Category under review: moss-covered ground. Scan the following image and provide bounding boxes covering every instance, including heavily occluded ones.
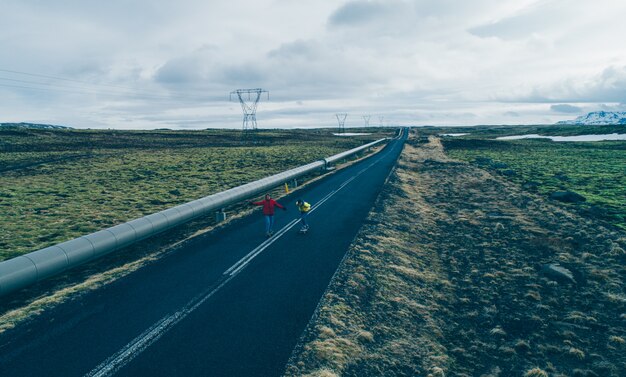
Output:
[286,133,626,377]
[0,127,389,260]
[0,127,391,333]
[441,135,626,230]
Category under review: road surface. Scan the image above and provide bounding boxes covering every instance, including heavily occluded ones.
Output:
[0,132,406,377]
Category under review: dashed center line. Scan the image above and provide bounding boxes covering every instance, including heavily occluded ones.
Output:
[85,141,398,377]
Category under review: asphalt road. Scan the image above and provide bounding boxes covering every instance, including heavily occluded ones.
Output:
[0,131,406,377]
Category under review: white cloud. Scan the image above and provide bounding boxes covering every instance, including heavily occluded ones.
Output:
[329,1,394,26]
[550,104,582,113]
[498,65,626,104]
[1,0,626,129]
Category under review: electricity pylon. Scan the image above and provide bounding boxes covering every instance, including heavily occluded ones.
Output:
[335,113,347,134]
[363,115,370,127]
[378,116,384,127]
[230,88,269,137]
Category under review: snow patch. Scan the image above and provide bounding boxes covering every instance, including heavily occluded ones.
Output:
[556,111,626,125]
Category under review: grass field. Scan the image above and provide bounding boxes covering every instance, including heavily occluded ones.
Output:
[0,127,391,261]
[441,128,626,230]
[286,134,626,377]
[419,123,626,138]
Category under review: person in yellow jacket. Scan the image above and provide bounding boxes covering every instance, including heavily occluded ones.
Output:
[295,199,311,231]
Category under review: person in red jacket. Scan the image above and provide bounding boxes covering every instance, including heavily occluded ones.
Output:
[250,193,286,237]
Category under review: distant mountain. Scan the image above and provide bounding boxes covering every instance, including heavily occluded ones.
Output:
[556,111,626,125]
[0,122,71,130]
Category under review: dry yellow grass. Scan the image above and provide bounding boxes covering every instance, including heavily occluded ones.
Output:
[285,132,626,376]
[524,368,549,377]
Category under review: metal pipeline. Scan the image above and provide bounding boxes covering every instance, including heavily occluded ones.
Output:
[0,138,387,296]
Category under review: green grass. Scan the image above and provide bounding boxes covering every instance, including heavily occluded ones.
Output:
[419,124,626,138]
[286,137,626,377]
[0,128,392,260]
[443,137,626,229]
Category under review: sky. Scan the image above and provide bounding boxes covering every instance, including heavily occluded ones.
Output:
[1,0,626,129]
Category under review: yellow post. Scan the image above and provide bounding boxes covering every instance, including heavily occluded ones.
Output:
[284,182,289,193]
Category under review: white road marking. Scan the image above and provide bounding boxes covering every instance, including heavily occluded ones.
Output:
[84,140,399,377]
[226,218,299,276]
[85,275,235,377]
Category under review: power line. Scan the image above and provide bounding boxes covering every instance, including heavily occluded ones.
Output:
[0,67,225,102]
[0,79,228,103]
[0,81,208,102]
[0,68,142,91]
[0,77,190,101]
[0,76,136,93]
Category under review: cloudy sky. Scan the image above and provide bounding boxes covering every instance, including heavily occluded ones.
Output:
[1,0,626,129]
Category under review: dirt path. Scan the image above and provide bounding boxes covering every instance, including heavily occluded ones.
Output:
[285,136,626,377]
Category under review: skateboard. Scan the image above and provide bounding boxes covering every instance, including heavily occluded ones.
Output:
[298,227,309,234]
